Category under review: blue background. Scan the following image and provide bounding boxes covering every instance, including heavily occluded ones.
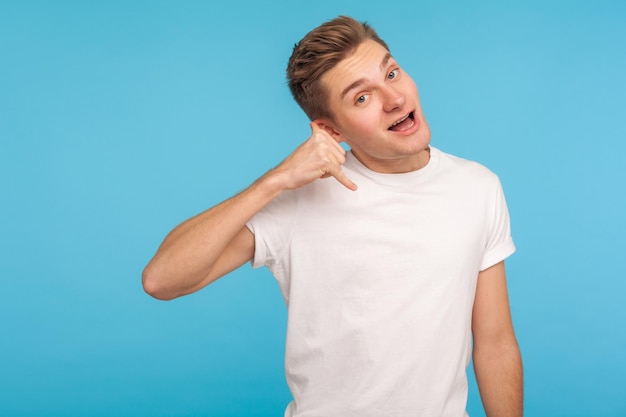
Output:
[1,1,625,416]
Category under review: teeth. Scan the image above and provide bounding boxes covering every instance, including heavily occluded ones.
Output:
[390,114,410,128]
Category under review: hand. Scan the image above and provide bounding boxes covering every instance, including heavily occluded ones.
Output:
[272,122,357,191]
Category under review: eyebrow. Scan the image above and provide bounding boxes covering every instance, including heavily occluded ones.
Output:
[340,52,393,100]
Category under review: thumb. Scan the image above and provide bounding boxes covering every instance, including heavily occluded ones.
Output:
[311,120,345,144]
[310,120,323,134]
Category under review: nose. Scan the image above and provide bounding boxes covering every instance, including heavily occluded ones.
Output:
[382,85,405,112]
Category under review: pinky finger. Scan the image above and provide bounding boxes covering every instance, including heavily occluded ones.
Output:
[333,169,358,191]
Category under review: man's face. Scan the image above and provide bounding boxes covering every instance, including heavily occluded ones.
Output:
[320,39,431,173]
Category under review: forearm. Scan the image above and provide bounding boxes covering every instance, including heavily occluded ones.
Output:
[143,123,355,300]
[473,338,523,417]
[142,170,286,299]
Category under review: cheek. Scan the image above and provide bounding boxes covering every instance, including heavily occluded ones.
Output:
[347,118,378,140]
[356,106,381,127]
[335,107,382,141]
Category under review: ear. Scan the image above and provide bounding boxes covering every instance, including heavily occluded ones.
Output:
[312,118,346,143]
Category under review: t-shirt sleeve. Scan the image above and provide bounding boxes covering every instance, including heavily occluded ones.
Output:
[246,189,299,270]
[480,177,516,271]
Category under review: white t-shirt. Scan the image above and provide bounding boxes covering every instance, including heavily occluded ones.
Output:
[247,147,515,417]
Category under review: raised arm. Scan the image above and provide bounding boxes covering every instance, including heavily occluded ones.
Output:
[142,122,356,300]
[472,260,523,417]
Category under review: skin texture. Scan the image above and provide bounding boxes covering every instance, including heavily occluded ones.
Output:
[318,40,431,174]
[473,262,524,416]
[142,35,523,417]
[140,122,350,300]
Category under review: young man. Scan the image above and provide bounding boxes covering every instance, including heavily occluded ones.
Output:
[143,16,523,417]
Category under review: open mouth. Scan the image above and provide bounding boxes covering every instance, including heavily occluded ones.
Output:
[388,112,415,132]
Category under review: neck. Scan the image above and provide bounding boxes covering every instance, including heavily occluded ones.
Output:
[350,146,431,174]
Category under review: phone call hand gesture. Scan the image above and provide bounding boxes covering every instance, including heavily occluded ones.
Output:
[272,122,358,192]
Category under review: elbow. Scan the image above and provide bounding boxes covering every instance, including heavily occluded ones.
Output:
[473,332,521,362]
[142,264,177,301]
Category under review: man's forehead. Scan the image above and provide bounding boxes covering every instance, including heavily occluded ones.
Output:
[330,42,394,99]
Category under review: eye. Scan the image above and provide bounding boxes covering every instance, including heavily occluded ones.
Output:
[388,69,399,80]
[356,95,368,104]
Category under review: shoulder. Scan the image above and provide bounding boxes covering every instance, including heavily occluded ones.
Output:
[434,147,501,187]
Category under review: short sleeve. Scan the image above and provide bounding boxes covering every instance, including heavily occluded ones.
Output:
[246,189,299,269]
[480,178,516,271]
